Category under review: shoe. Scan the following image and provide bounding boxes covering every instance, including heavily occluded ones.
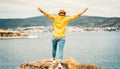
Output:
[53,58,55,60]
[52,58,56,64]
[53,60,56,64]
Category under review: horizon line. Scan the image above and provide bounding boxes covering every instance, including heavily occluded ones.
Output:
[0,15,120,19]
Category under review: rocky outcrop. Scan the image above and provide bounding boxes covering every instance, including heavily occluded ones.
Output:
[17,57,101,69]
[0,29,28,39]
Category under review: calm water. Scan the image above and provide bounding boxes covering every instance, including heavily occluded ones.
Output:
[0,32,120,69]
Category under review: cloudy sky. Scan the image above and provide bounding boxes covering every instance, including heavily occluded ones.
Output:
[0,0,120,18]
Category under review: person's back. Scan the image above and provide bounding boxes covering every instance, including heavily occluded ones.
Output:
[38,9,88,38]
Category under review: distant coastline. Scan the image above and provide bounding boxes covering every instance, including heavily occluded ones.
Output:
[0,26,119,39]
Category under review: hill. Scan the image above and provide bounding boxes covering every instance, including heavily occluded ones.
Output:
[0,16,120,29]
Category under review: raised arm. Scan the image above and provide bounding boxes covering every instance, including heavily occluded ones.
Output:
[78,8,88,16]
[68,8,88,21]
[37,8,46,15]
[37,7,55,19]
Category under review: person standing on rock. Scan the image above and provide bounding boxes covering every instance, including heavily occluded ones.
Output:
[37,7,88,67]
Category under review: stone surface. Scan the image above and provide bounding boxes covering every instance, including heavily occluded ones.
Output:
[18,57,101,69]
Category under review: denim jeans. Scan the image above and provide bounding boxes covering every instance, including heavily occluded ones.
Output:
[52,36,65,60]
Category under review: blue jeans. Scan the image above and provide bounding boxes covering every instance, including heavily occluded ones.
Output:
[52,36,65,60]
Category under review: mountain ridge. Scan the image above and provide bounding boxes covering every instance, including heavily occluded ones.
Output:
[0,16,120,29]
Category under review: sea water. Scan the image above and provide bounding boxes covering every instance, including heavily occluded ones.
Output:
[0,32,120,69]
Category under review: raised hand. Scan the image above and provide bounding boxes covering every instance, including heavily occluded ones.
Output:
[84,8,88,12]
[37,7,44,13]
[78,8,88,16]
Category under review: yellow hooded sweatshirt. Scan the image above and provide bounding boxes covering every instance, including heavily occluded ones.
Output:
[44,12,80,38]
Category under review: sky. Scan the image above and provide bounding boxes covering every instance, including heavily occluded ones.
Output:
[0,0,120,18]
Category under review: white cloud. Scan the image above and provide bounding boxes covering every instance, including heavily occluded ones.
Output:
[0,0,120,18]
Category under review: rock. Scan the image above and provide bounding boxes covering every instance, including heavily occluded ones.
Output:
[18,57,101,69]
[64,57,101,69]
